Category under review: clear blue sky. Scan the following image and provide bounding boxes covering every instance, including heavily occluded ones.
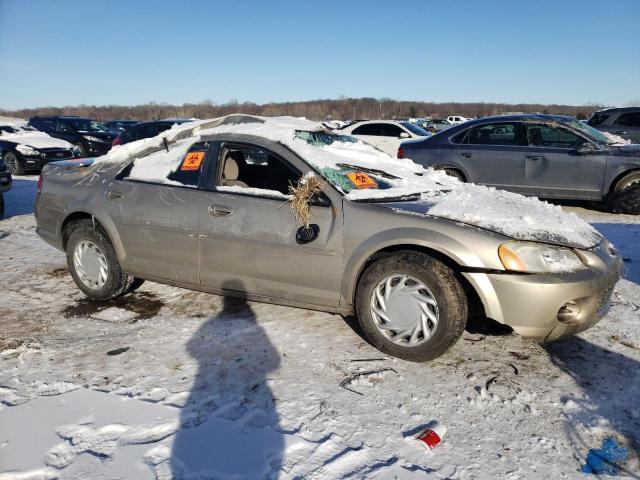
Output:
[1,0,639,109]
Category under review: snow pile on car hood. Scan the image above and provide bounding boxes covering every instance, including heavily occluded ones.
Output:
[0,130,73,149]
[94,114,602,249]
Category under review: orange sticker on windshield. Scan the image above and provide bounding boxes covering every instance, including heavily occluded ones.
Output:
[347,172,377,189]
[181,151,205,171]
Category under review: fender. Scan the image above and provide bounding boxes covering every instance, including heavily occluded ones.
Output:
[340,226,491,309]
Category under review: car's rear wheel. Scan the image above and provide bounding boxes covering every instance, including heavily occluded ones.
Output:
[608,172,640,214]
[436,167,465,182]
[355,251,467,361]
[4,152,24,175]
[65,220,136,300]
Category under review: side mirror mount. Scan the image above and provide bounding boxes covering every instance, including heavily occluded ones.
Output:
[399,132,410,139]
[309,191,331,207]
[576,143,595,155]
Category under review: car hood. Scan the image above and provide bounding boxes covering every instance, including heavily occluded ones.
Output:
[612,144,640,157]
[370,185,602,249]
[1,132,73,149]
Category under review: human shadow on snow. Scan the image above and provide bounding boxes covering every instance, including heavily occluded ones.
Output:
[170,280,284,479]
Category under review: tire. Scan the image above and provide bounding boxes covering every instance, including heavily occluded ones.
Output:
[614,171,640,192]
[436,167,465,182]
[608,185,640,215]
[74,142,87,158]
[355,251,467,362]
[4,152,24,175]
[65,219,135,300]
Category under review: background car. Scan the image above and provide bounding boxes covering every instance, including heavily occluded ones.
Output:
[104,120,139,132]
[426,118,453,133]
[338,120,430,156]
[112,119,192,146]
[0,122,77,175]
[446,115,471,125]
[587,107,640,144]
[400,114,640,214]
[27,116,116,157]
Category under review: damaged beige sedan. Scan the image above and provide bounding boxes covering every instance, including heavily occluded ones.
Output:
[34,115,622,361]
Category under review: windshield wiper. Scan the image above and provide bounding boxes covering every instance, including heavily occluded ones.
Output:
[336,163,400,179]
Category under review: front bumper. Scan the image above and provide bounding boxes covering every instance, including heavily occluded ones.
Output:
[463,242,623,341]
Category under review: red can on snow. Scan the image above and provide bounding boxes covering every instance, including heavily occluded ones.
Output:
[415,422,447,450]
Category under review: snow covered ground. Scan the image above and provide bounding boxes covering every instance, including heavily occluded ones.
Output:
[1,176,639,479]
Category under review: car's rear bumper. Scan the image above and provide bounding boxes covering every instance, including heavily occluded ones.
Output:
[463,242,623,341]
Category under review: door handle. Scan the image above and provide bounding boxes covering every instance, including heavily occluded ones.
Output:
[209,205,233,217]
[459,152,475,158]
[106,190,123,199]
[526,155,543,161]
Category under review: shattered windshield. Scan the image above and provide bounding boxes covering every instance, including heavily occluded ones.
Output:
[294,130,398,193]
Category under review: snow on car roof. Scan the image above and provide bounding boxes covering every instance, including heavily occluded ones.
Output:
[96,114,601,249]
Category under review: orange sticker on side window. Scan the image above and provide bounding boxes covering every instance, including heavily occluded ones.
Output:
[181,151,205,171]
[347,172,377,189]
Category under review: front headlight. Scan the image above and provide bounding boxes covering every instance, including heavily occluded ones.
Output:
[83,135,103,142]
[498,241,586,273]
[15,144,40,156]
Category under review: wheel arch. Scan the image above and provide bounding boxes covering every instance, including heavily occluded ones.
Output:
[433,164,467,181]
[59,210,126,263]
[346,242,486,319]
[608,167,640,194]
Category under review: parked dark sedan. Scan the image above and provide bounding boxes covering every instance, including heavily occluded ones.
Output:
[27,116,116,157]
[112,119,191,146]
[400,114,640,214]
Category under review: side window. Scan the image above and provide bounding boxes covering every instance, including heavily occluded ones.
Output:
[352,124,381,136]
[56,121,74,134]
[32,119,54,132]
[526,124,584,149]
[380,124,403,137]
[118,141,211,188]
[451,128,470,144]
[466,123,522,146]
[217,144,300,196]
[615,112,640,128]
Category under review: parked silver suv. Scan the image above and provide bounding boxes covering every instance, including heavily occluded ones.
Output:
[587,107,640,144]
[34,115,622,361]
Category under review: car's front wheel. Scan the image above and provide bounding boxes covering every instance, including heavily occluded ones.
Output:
[4,152,24,175]
[608,172,640,214]
[65,220,136,300]
[355,251,467,361]
[74,142,87,158]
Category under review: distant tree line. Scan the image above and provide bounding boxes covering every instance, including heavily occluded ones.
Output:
[1,97,605,123]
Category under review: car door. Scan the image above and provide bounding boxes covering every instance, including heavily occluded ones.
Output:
[378,123,407,156]
[452,121,527,192]
[52,120,78,144]
[196,139,344,308]
[100,142,209,284]
[522,123,606,199]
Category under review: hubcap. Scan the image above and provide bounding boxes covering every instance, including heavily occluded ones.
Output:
[73,240,108,289]
[370,274,439,347]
